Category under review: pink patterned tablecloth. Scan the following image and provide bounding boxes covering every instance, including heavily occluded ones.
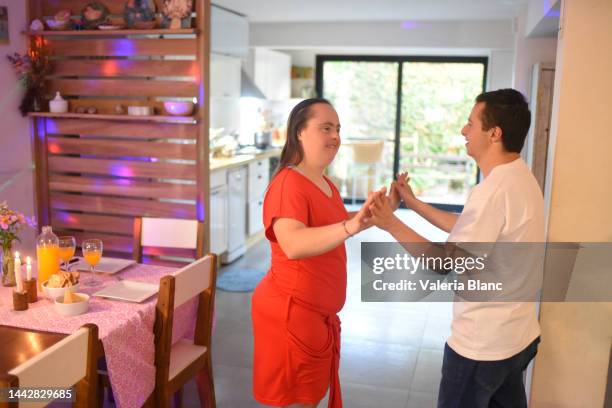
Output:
[0,263,198,408]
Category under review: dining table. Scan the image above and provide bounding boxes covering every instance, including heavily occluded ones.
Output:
[0,262,198,408]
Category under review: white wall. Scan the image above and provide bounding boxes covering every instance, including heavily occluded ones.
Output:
[251,20,515,50]
[525,0,561,37]
[513,5,558,100]
[254,20,516,95]
[0,2,36,252]
[487,50,514,91]
[530,0,612,406]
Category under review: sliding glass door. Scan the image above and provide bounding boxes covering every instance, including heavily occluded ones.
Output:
[318,59,398,199]
[317,56,486,209]
[400,61,485,206]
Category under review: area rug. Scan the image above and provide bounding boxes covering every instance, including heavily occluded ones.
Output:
[216,268,266,292]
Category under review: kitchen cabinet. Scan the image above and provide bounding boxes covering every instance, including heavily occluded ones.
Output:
[211,5,249,59]
[210,169,228,256]
[210,53,241,133]
[210,54,241,99]
[249,48,292,100]
[223,166,247,263]
[248,158,270,235]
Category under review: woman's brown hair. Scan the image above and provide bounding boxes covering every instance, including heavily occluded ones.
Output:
[273,98,333,178]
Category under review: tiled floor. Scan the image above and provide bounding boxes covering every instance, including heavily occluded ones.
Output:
[183,208,452,408]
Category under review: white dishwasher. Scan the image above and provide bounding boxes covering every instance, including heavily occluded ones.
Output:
[222,166,247,263]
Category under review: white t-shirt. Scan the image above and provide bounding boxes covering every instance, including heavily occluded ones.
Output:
[446,157,544,361]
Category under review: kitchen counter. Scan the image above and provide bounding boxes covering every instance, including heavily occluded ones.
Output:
[210,148,281,172]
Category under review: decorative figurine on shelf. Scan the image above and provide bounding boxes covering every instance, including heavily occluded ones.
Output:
[49,91,68,113]
[161,0,193,29]
[0,202,35,287]
[124,0,157,29]
[30,19,44,32]
[46,9,73,31]
[115,104,126,114]
[6,36,53,116]
[81,2,110,30]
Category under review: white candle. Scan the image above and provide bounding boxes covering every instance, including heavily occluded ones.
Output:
[14,251,22,293]
[26,256,32,281]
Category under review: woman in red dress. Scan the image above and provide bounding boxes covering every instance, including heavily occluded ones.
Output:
[252,98,382,408]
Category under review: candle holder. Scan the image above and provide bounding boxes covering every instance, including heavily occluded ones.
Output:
[13,290,28,311]
[25,279,38,303]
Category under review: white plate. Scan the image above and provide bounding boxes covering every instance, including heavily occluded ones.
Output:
[73,257,136,274]
[93,280,159,303]
[98,24,124,30]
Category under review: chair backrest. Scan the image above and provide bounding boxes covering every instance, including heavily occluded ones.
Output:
[351,140,385,164]
[154,254,217,386]
[172,254,214,309]
[2,324,98,408]
[133,217,204,263]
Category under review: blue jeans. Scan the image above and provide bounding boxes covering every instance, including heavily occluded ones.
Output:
[437,337,540,408]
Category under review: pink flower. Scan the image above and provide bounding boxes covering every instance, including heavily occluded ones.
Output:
[0,223,8,230]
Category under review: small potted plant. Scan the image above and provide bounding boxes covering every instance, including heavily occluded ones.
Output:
[6,36,53,116]
[0,202,36,286]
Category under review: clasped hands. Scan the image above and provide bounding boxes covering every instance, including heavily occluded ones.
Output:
[347,172,419,234]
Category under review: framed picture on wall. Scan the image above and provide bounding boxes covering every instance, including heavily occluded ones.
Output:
[0,6,8,45]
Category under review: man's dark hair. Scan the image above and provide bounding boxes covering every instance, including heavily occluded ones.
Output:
[475,89,531,153]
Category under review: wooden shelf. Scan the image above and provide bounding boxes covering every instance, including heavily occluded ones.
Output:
[28,112,197,124]
[24,29,199,36]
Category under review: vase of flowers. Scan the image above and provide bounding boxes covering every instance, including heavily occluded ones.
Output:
[1,202,35,286]
[6,36,53,116]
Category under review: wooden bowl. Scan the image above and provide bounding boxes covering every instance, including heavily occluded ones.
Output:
[46,20,72,30]
[133,20,157,30]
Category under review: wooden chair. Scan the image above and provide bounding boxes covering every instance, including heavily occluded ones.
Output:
[133,217,205,263]
[349,139,385,204]
[154,253,217,408]
[0,324,99,408]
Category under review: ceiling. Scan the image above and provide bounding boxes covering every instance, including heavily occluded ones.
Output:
[212,0,529,23]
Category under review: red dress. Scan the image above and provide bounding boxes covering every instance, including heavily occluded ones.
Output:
[252,167,348,407]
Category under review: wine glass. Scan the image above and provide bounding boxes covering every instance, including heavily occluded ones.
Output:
[82,239,103,287]
[58,236,76,272]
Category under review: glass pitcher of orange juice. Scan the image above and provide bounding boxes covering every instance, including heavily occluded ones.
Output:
[36,226,59,288]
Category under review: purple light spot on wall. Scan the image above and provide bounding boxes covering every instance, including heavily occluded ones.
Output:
[197,201,205,221]
[109,164,134,178]
[45,119,59,134]
[55,211,76,223]
[112,40,135,56]
[401,21,422,30]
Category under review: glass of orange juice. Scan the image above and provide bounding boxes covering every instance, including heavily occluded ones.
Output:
[82,239,103,287]
[58,236,76,271]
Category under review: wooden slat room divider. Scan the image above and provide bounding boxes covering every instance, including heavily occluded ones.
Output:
[27,0,211,261]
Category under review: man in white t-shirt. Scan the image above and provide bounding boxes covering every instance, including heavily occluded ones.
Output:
[369,89,543,407]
